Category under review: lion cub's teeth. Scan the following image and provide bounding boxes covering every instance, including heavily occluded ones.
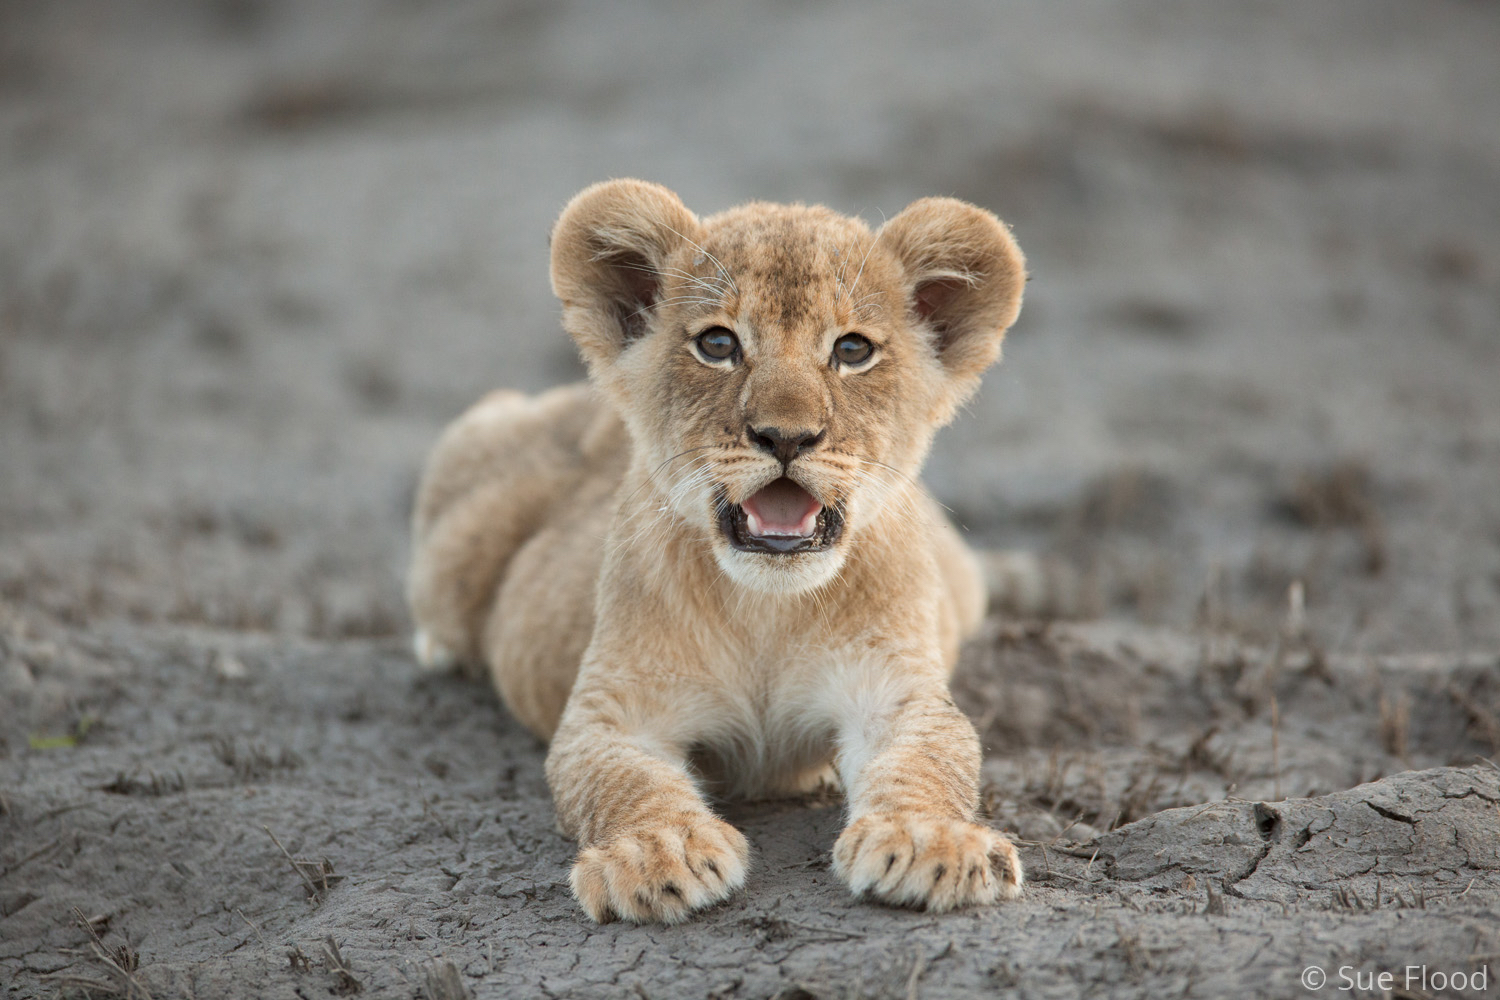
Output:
[746,509,766,536]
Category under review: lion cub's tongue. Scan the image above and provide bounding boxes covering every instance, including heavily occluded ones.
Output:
[742,478,822,538]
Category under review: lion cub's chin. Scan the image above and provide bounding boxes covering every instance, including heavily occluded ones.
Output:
[712,543,849,595]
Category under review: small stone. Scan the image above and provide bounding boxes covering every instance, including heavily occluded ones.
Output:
[0,658,35,695]
[23,951,73,974]
[214,650,249,680]
[1062,822,1100,844]
[19,640,58,670]
[1015,812,1064,842]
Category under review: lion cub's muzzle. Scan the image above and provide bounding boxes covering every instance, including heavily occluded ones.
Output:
[717,477,845,555]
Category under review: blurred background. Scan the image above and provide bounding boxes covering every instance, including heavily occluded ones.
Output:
[2,0,1498,654]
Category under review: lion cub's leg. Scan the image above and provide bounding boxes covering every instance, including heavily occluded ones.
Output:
[830,681,1022,911]
[931,510,988,667]
[408,390,529,669]
[545,686,750,924]
[408,384,599,670]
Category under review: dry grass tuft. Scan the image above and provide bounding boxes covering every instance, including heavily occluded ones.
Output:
[1379,692,1411,760]
[1277,461,1386,575]
[263,826,345,901]
[46,908,154,1000]
[215,739,303,781]
[321,937,363,996]
[422,959,473,1000]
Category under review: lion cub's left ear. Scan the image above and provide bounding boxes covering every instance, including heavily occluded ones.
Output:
[880,197,1026,405]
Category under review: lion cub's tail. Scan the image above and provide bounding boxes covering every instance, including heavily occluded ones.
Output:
[977,550,1096,620]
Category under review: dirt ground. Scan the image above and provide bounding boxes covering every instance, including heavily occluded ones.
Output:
[2,2,1499,998]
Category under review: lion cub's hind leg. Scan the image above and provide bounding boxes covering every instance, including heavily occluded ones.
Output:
[407,385,598,672]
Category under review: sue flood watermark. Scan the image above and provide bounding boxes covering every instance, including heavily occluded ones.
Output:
[1301,964,1489,994]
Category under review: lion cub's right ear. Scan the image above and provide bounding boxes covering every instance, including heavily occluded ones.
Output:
[551,179,702,370]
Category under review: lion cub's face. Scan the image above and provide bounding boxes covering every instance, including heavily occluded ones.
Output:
[552,182,1025,594]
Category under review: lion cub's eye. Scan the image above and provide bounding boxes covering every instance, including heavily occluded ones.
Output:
[694,327,741,364]
[832,333,875,368]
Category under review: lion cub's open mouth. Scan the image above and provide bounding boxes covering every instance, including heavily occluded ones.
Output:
[718,477,845,554]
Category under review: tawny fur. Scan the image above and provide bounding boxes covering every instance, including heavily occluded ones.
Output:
[408,179,1027,923]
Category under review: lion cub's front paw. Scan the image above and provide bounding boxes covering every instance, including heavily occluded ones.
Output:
[569,815,749,923]
[833,812,1023,911]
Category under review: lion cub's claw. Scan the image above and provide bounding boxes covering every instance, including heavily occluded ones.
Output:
[832,813,1022,911]
[569,816,750,923]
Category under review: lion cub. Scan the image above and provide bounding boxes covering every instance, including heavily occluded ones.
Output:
[408,180,1027,922]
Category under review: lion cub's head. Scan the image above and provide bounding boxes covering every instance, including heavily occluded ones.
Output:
[551,180,1025,594]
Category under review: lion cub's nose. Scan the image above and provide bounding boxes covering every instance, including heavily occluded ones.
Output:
[748,424,826,466]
